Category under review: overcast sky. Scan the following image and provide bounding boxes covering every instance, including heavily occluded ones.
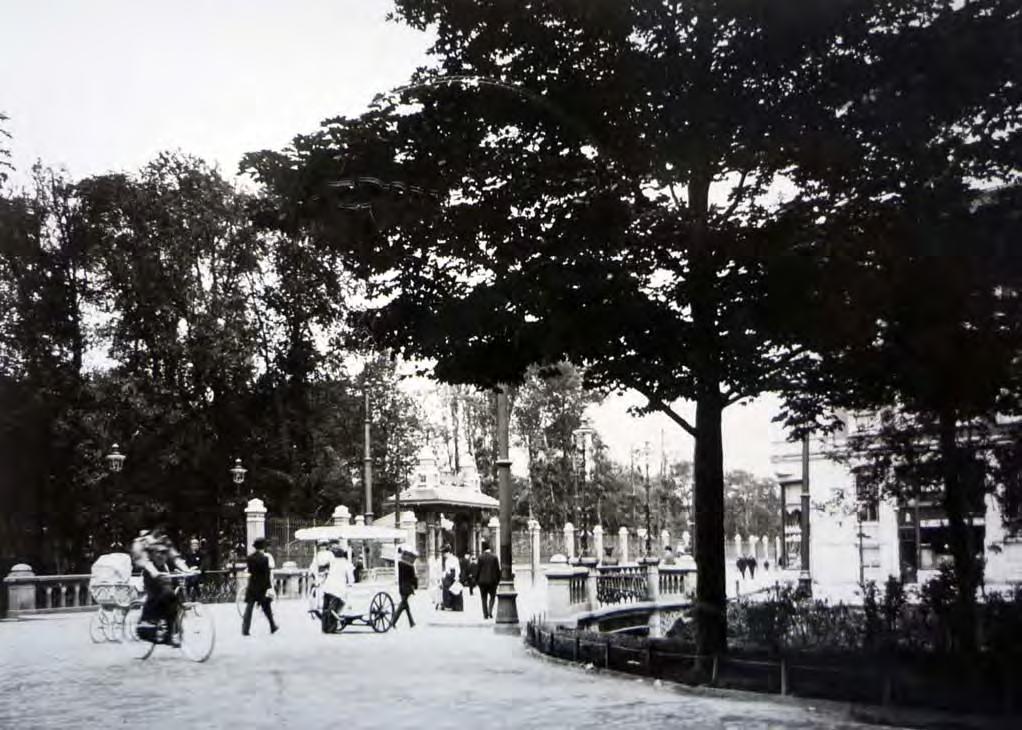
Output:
[1,0,786,477]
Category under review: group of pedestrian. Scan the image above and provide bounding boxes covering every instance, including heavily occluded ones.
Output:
[736,555,759,579]
[434,542,501,619]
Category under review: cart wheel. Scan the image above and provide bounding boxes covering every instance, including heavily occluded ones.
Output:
[368,592,394,633]
[125,609,157,661]
[180,603,216,662]
[89,610,107,644]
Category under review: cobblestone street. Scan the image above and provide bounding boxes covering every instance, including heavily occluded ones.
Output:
[0,597,907,730]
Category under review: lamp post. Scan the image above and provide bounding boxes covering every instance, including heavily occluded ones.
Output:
[572,423,596,558]
[104,444,126,548]
[364,387,374,525]
[643,441,653,558]
[494,384,519,627]
[230,458,247,561]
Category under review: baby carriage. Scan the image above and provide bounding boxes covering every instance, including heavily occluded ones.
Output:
[88,553,143,643]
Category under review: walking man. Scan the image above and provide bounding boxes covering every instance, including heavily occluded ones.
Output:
[393,545,418,629]
[242,538,279,636]
[474,541,500,620]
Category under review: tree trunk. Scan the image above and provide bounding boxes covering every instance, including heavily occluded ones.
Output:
[694,393,727,655]
[938,410,980,655]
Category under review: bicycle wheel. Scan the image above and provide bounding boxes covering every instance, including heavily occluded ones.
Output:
[124,606,156,659]
[179,603,215,662]
[88,610,107,644]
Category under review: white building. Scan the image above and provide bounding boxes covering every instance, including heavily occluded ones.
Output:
[770,415,1022,602]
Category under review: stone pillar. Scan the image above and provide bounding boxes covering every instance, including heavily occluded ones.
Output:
[682,530,691,553]
[636,528,648,557]
[646,561,662,638]
[661,528,671,549]
[400,510,417,551]
[563,522,575,561]
[4,564,37,615]
[585,564,598,611]
[751,535,762,561]
[332,505,351,526]
[426,517,437,560]
[775,535,782,565]
[593,525,604,566]
[733,533,743,560]
[618,527,629,564]
[488,515,501,557]
[245,498,267,551]
[528,519,541,586]
[472,522,480,554]
[354,514,365,527]
[544,565,577,624]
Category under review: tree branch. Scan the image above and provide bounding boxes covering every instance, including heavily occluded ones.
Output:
[722,345,810,407]
[633,385,697,438]
[718,168,750,223]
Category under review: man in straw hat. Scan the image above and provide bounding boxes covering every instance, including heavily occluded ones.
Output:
[392,544,419,628]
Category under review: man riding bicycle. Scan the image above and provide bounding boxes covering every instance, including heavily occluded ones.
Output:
[132,530,195,644]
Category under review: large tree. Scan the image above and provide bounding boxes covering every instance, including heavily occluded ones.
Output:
[245,1,1016,652]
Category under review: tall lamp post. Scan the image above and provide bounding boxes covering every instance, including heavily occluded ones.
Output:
[494,384,519,628]
[105,444,126,549]
[572,423,596,558]
[230,458,247,561]
[642,441,653,559]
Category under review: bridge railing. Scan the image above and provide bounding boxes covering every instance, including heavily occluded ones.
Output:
[596,565,649,606]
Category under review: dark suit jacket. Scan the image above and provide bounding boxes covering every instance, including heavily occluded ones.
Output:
[245,551,272,601]
[398,560,418,597]
[475,551,500,587]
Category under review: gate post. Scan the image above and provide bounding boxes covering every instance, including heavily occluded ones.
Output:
[618,526,629,564]
[528,518,541,586]
[332,505,351,526]
[563,522,575,561]
[245,498,267,550]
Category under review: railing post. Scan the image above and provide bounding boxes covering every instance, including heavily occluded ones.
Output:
[646,560,662,638]
[563,522,575,561]
[617,526,629,564]
[528,518,541,586]
[4,565,37,616]
[585,564,598,611]
[593,525,604,566]
[544,563,577,624]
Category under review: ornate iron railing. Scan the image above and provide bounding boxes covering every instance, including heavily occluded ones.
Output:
[597,566,649,606]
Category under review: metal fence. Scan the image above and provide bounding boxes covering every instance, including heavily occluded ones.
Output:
[266,516,318,567]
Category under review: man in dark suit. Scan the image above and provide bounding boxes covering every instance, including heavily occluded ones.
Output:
[392,546,418,629]
[242,537,279,636]
[474,541,500,620]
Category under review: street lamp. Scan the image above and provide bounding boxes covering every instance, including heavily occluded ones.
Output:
[104,444,126,548]
[105,444,125,473]
[230,458,247,493]
[572,423,596,558]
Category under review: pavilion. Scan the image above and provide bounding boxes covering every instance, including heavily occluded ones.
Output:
[381,444,498,562]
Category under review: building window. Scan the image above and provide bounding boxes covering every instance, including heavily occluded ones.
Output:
[855,470,879,523]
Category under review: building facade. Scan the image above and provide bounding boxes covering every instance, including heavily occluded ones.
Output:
[771,416,1022,602]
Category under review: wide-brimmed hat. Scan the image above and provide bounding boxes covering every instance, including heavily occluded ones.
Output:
[398,544,418,557]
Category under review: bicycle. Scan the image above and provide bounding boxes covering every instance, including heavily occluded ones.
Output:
[132,574,216,662]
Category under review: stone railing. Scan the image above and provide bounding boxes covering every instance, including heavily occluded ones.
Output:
[3,563,313,618]
[542,559,698,636]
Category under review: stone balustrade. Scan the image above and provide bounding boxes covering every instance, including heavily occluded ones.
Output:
[4,563,313,618]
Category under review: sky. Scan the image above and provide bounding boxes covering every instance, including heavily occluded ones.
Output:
[0,0,786,478]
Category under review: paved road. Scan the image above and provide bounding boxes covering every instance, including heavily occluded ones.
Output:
[0,598,901,730]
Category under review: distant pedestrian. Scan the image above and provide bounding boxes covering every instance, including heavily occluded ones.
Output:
[460,553,476,597]
[183,537,205,600]
[748,556,758,579]
[440,545,463,611]
[602,547,618,566]
[393,546,418,629]
[242,538,279,637]
[475,541,500,620]
[321,546,354,633]
[737,557,748,579]
[662,546,677,565]
[764,560,770,572]
[467,553,479,595]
